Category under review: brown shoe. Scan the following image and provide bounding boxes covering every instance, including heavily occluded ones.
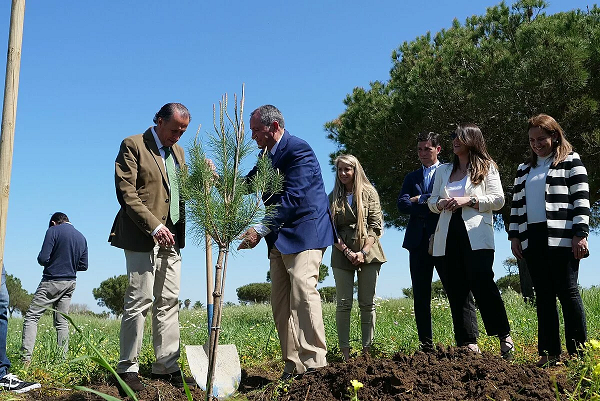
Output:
[151,372,196,388]
[117,372,144,392]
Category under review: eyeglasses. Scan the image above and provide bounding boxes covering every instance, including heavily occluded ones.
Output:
[450,132,458,140]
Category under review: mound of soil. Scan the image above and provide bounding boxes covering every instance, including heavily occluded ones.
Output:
[18,346,570,400]
[245,346,571,401]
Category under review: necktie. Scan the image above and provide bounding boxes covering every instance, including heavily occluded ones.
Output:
[162,146,179,224]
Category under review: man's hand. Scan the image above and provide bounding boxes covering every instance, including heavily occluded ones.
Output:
[206,158,218,178]
[154,226,175,247]
[238,227,261,250]
[410,195,420,203]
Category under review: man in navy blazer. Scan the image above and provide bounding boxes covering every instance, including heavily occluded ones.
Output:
[239,105,334,379]
[398,132,478,349]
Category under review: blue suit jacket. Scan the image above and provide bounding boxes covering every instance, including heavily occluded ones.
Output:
[249,130,335,255]
[397,167,440,251]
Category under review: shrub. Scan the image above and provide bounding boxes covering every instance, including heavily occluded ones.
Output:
[496,274,521,294]
[319,286,336,303]
[236,283,271,304]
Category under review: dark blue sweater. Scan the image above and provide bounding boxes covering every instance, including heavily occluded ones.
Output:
[37,223,88,281]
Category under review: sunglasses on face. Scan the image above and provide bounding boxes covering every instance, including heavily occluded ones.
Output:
[450,132,458,140]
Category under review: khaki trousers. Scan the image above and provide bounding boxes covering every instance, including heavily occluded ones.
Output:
[117,243,182,374]
[269,247,327,374]
[332,264,380,349]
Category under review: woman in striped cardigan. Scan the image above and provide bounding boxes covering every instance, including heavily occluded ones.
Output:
[509,114,589,367]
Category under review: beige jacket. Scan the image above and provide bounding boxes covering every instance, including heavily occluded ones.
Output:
[427,163,504,256]
[109,128,186,252]
[329,187,386,270]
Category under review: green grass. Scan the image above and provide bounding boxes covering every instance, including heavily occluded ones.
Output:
[3,287,600,399]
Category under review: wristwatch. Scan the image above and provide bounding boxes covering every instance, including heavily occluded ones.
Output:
[469,196,477,207]
[360,249,368,258]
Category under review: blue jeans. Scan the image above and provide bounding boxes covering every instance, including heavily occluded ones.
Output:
[0,269,11,378]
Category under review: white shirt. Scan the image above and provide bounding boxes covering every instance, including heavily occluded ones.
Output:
[445,175,468,198]
[526,154,552,224]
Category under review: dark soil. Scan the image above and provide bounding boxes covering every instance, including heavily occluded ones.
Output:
[17,346,571,400]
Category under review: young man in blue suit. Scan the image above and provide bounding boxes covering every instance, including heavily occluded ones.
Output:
[238,105,334,380]
[398,132,478,351]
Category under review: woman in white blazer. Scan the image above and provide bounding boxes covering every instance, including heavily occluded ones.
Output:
[428,124,514,359]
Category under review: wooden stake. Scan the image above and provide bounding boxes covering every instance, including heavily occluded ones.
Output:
[0,0,26,285]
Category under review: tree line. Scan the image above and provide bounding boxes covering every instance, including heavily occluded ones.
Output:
[325,0,600,230]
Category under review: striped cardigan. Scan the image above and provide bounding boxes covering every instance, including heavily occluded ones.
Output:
[508,151,590,250]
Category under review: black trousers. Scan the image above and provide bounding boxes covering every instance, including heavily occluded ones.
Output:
[524,223,587,356]
[410,232,478,346]
[442,211,510,344]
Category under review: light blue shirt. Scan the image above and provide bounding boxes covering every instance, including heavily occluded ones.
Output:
[419,161,440,204]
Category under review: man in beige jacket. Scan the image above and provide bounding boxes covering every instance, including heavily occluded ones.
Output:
[109,103,192,391]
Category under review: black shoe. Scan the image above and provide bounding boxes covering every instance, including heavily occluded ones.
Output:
[117,372,145,392]
[279,371,296,381]
[419,343,435,353]
[151,372,196,388]
[0,374,40,393]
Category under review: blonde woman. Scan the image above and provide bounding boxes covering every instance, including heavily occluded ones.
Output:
[330,154,386,361]
[428,124,514,359]
[509,114,589,367]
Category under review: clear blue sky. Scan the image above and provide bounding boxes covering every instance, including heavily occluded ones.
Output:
[0,1,597,314]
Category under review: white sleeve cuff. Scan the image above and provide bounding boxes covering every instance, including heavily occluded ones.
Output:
[151,223,164,236]
[253,224,271,237]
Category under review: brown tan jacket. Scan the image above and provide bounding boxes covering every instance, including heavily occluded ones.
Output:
[329,187,386,270]
[109,128,186,252]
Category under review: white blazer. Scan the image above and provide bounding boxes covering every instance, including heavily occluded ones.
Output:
[427,163,504,256]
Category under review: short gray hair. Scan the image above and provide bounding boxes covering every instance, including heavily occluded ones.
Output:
[250,105,285,128]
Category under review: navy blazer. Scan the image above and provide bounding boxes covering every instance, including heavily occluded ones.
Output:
[248,130,335,255]
[397,166,440,251]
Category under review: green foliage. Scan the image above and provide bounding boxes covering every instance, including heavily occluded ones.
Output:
[496,274,522,294]
[236,283,271,304]
[318,286,337,303]
[326,1,600,229]
[503,256,519,275]
[5,273,32,317]
[92,275,128,316]
[193,300,204,309]
[179,92,283,250]
[184,299,191,309]
[402,279,447,299]
[7,287,600,395]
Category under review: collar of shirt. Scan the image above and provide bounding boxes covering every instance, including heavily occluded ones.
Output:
[422,161,440,175]
[151,127,167,159]
[270,135,282,156]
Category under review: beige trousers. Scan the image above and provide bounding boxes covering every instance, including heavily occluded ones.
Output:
[117,243,182,375]
[269,247,327,374]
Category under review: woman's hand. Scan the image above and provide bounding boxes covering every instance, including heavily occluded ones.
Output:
[510,238,523,260]
[442,197,470,212]
[572,236,589,260]
[353,251,365,266]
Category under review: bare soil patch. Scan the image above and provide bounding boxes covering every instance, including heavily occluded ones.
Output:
[16,346,570,400]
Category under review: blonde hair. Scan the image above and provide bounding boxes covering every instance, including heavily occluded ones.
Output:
[452,124,497,185]
[332,154,376,243]
[527,114,573,167]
